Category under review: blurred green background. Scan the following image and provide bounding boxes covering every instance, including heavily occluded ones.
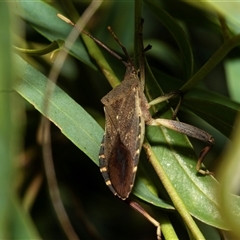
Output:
[2,0,240,239]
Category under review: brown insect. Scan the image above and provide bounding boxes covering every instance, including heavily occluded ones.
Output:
[97,27,214,200]
[58,14,215,240]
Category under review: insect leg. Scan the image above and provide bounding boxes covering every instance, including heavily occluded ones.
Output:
[148,90,183,119]
[146,118,215,175]
[127,200,161,240]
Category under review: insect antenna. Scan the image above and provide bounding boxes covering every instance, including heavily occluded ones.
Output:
[57,14,128,67]
[107,26,133,64]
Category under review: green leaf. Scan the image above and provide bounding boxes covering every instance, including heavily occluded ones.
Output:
[12,0,96,69]
[11,198,40,238]
[203,1,240,30]
[0,2,39,238]
[150,68,240,137]
[143,0,194,79]
[225,59,240,103]
[145,122,227,228]
[217,115,240,238]
[183,98,238,137]
[14,54,102,164]
[195,218,222,240]
[133,164,174,209]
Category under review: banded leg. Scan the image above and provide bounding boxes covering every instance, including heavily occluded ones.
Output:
[146,118,215,174]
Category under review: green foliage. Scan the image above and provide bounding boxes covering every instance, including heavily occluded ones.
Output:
[3,0,240,239]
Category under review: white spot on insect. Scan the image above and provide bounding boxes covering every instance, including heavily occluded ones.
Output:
[116,115,119,120]
[99,154,105,159]
[135,149,140,155]
[106,180,111,186]
[133,166,137,173]
[100,167,107,172]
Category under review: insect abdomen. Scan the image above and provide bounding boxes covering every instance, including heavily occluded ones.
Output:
[99,134,136,200]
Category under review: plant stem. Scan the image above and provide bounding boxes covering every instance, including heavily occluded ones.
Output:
[134,0,142,69]
[143,141,206,240]
[62,0,121,88]
[180,34,240,94]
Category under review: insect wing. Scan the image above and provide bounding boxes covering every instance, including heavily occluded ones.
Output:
[99,80,144,199]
